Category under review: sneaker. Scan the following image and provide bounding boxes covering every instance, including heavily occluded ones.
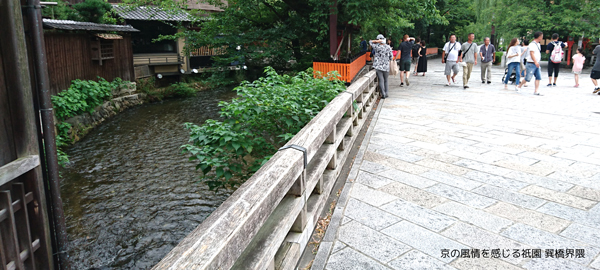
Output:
[553,83,557,87]
[534,92,543,96]
[593,88,600,94]
[446,82,451,86]
[515,86,519,91]
[487,81,491,84]
[464,86,469,89]
[405,77,410,86]
[546,84,552,87]
[400,83,404,87]
[482,80,486,84]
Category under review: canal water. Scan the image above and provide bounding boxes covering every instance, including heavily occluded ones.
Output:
[60,87,238,269]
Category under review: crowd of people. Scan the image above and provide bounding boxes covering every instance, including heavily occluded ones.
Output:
[368,32,600,99]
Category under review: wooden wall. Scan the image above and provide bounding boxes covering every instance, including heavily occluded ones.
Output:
[44,32,134,95]
[0,46,17,166]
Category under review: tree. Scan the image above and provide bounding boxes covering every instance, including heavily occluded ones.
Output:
[42,0,117,24]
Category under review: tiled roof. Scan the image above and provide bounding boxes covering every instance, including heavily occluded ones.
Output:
[181,0,226,11]
[112,5,196,22]
[42,19,140,32]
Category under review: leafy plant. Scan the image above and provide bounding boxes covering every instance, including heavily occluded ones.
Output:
[52,77,124,120]
[55,122,72,166]
[495,51,504,65]
[182,67,345,190]
[168,82,197,97]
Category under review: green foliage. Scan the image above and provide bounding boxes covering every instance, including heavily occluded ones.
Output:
[55,122,72,166]
[42,0,117,24]
[495,51,503,64]
[51,77,124,121]
[168,82,197,97]
[182,67,345,190]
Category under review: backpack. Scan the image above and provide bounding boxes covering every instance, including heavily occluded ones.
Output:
[550,41,564,63]
[412,44,420,57]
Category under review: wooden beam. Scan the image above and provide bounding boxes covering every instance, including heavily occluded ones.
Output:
[0,155,39,186]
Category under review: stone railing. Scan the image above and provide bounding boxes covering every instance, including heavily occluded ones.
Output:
[153,70,379,269]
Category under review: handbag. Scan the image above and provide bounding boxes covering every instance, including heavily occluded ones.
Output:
[390,60,399,76]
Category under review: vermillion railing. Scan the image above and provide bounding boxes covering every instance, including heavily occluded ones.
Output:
[313,53,367,83]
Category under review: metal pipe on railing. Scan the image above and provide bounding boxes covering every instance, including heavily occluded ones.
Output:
[25,0,70,268]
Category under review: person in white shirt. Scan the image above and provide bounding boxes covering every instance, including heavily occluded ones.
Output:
[504,38,523,90]
[517,31,543,95]
[519,40,529,87]
[442,34,461,86]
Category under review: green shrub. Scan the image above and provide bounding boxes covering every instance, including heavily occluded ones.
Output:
[52,77,124,120]
[55,122,72,166]
[182,67,345,190]
[495,51,504,65]
[168,82,197,97]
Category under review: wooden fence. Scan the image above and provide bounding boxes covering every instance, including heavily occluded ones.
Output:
[313,53,367,83]
[44,32,135,95]
[0,1,53,267]
[153,70,379,269]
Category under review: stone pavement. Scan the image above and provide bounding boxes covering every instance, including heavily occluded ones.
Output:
[310,60,600,270]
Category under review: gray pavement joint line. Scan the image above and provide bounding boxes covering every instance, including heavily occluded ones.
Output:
[310,98,385,270]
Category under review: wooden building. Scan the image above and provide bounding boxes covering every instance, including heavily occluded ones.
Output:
[42,19,139,95]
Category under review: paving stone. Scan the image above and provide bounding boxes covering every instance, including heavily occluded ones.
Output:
[388,250,457,270]
[363,151,391,163]
[479,150,538,165]
[380,182,448,208]
[441,222,528,265]
[520,185,597,210]
[547,171,600,190]
[560,223,600,247]
[411,149,463,163]
[416,159,471,176]
[331,240,346,254]
[451,258,524,270]
[356,171,395,189]
[454,159,513,177]
[518,151,576,167]
[382,221,468,263]
[500,223,599,265]
[493,160,555,177]
[341,216,352,225]
[537,202,600,229]
[337,221,410,263]
[344,198,402,231]
[471,143,526,155]
[420,170,483,191]
[360,160,391,174]
[405,133,449,145]
[350,183,399,207]
[472,185,547,210]
[370,133,416,145]
[381,200,456,232]
[567,186,600,202]
[521,258,591,270]
[591,256,600,270]
[505,171,574,192]
[408,140,452,152]
[434,201,512,233]
[485,202,571,233]
[376,147,425,163]
[378,168,437,188]
[426,184,496,209]
[464,171,529,191]
[379,158,430,175]
[326,247,391,270]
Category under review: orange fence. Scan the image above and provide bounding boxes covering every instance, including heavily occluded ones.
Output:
[426,47,439,55]
[313,53,367,83]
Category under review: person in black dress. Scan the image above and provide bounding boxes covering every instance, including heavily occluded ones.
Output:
[417,40,428,76]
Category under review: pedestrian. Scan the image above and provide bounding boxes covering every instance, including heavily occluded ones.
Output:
[412,38,422,75]
[370,34,393,99]
[459,33,479,89]
[479,37,495,84]
[398,34,415,86]
[360,37,368,53]
[442,34,461,86]
[545,33,568,87]
[504,38,522,90]
[592,45,600,94]
[517,31,543,95]
[417,40,428,76]
[520,40,529,87]
[572,47,585,88]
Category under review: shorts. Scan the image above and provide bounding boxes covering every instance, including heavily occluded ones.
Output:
[412,56,420,64]
[525,63,542,82]
[573,70,582,75]
[444,61,459,76]
[399,60,411,71]
[592,70,600,80]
